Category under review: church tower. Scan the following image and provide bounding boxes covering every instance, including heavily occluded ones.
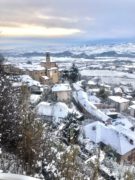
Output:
[46,52,50,63]
[46,52,51,68]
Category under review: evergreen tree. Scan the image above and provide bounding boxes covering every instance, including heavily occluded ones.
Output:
[97,87,109,100]
[0,55,21,151]
[16,85,44,176]
[69,63,80,83]
[62,113,80,144]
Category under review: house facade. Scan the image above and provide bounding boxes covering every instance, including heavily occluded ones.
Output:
[108,96,129,112]
[52,83,71,103]
[129,105,135,117]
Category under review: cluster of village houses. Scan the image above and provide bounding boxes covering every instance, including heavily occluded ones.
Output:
[3,53,135,166]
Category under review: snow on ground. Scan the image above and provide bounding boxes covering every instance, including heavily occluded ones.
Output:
[30,94,41,105]
[0,173,40,180]
[16,63,45,71]
[81,70,135,88]
[81,70,135,79]
[52,83,71,92]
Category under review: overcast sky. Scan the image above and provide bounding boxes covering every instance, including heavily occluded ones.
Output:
[0,0,135,39]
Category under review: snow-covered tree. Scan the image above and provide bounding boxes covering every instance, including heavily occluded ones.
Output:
[15,85,44,177]
[42,136,90,180]
[97,87,109,100]
[62,113,80,144]
[69,63,80,83]
[61,63,80,83]
[0,55,21,151]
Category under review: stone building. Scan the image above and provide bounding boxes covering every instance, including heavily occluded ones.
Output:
[40,52,59,84]
[2,62,24,75]
[40,76,50,85]
[108,96,129,112]
[129,105,135,117]
[52,83,71,103]
[2,52,59,85]
[40,52,57,69]
[27,68,46,82]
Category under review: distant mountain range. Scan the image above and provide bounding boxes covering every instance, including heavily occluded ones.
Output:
[19,50,135,59]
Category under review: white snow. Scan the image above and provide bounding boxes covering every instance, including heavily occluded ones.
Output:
[114,87,123,94]
[48,67,58,71]
[84,121,135,155]
[87,80,96,86]
[72,83,82,91]
[42,76,49,80]
[88,95,101,104]
[129,105,135,110]
[0,173,40,180]
[30,94,41,105]
[109,96,129,103]
[74,89,110,122]
[19,75,41,87]
[36,102,70,122]
[112,117,133,130]
[52,83,71,92]
[12,82,23,87]
[81,70,135,79]
[15,63,45,71]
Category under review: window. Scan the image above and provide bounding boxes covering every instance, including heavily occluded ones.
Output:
[130,139,133,145]
[92,126,96,131]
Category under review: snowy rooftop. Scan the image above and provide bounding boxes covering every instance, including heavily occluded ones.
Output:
[87,80,97,86]
[88,95,101,104]
[84,121,135,155]
[75,90,110,122]
[48,67,58,71]
[52,83,71,92]
[72,83,82,91]
[114,87,123,94]
[30,94,41,104]
[112,117,133,130]
[88,88,100,93]
[36,102,70,123]
[12,82,23,87]
[42,76,49,80]
[129,105,135,110]
[109,96,129,103]
[100,83,111,89]
[19,75,41,87]
[131,101,135,105]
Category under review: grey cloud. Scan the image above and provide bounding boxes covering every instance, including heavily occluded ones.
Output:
[0,0,135,38]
